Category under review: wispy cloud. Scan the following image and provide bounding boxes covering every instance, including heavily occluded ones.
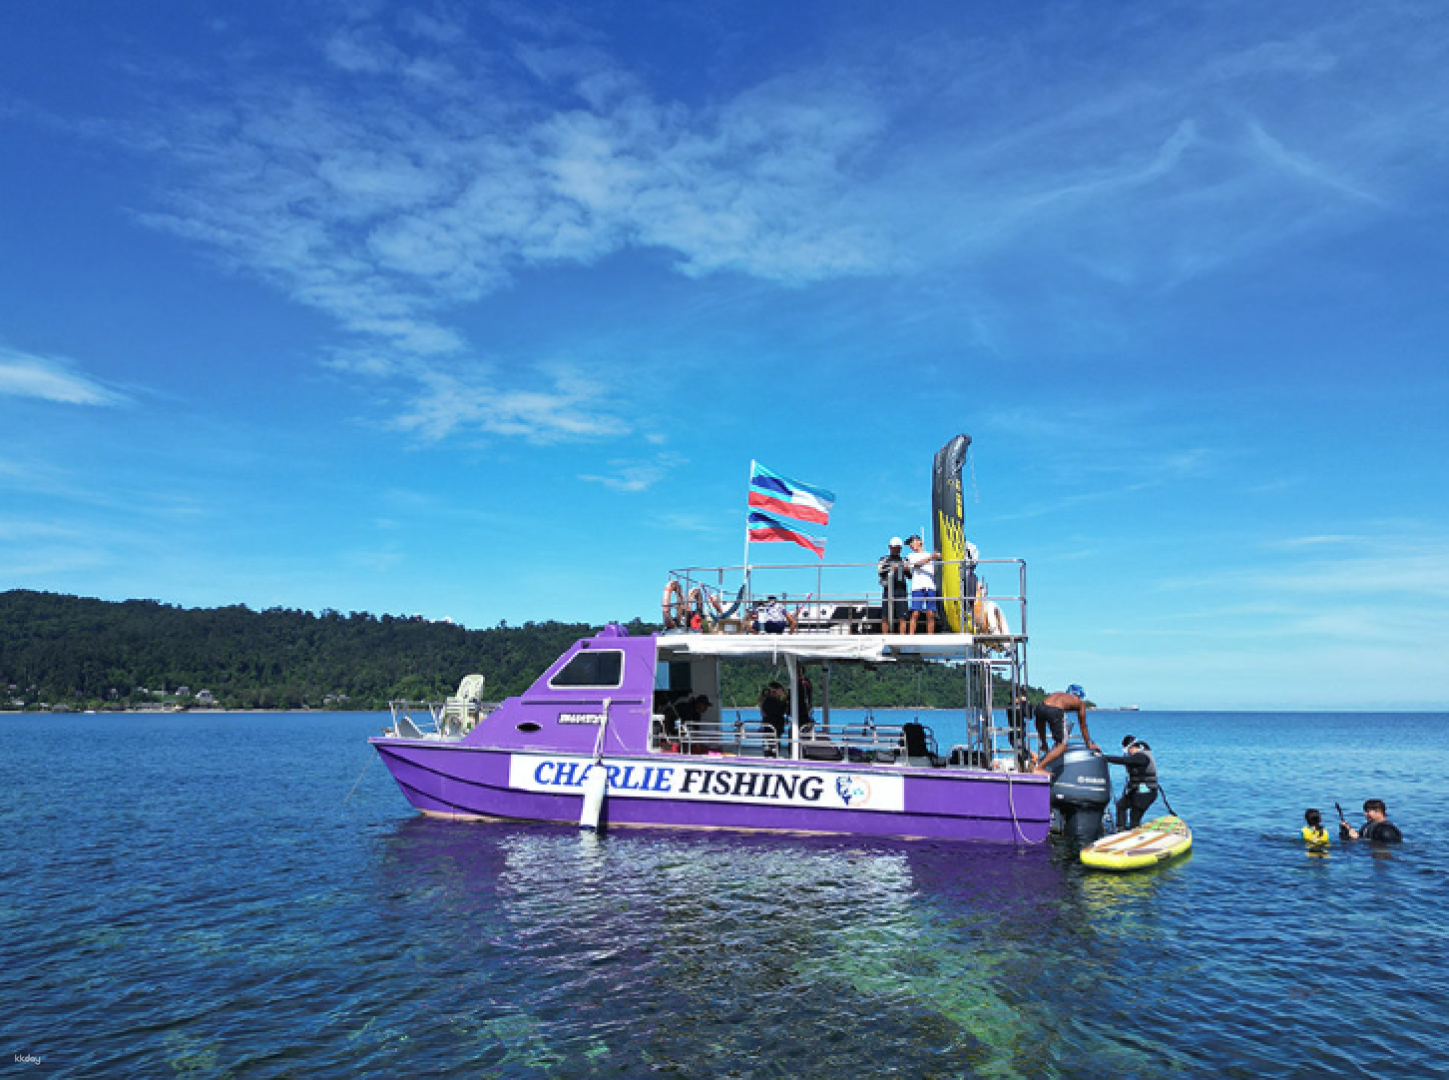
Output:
[1158,537,1449,603]
[69,3,1449,440]
[136,30,889,307]
[389,360,630,444]
[0,348,130,407]
[120,19,889,443]
[579,452,686,492]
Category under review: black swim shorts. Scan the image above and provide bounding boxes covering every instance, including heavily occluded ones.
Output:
[1033,702,1066,743]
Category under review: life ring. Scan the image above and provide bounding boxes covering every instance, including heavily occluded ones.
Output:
[973,582,1009,636]
[973,598,1009,636]
[661,579,687,628]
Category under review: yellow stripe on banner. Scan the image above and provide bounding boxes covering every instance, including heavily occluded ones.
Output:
[936,509,968,633]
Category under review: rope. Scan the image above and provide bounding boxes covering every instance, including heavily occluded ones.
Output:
[1156,782,1177,817]
[344,752,375,805]
[1006,770,1049,845]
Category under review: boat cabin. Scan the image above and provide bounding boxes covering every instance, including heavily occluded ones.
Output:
[388,555,1034,774]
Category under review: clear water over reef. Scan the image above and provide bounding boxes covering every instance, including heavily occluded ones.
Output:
[3,708,1446,1078]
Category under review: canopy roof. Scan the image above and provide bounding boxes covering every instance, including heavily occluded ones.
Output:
[655,632,986,664]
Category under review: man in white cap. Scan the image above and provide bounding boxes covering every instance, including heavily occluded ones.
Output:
[877,537,910,634]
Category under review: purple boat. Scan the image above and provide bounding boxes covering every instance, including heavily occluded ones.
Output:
[370,560,1051,844]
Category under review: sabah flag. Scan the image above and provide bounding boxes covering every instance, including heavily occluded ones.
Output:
[747,510,827,558]
[748,462,835,526]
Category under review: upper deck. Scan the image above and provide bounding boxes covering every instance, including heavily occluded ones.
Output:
[663,554,1028,645]
[656,554,1033,769]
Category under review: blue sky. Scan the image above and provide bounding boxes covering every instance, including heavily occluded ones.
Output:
[2,1,1446,710]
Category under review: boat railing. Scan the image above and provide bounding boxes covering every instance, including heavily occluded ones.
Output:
[386,696,497,740]
[649,714,1012,769]
[804,721,908,763]
[664,556,1027,638]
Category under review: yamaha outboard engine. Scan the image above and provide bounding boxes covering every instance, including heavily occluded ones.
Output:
[1048,746,1112,843]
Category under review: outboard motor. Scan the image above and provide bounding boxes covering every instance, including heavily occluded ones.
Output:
[1048,746,1112,843]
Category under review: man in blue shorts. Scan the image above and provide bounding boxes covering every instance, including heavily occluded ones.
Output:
[905,534,941,634]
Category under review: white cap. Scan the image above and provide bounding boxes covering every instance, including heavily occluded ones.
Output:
[889,536,903,548]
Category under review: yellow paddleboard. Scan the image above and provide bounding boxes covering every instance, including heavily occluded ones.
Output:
[1081,815,1192,872]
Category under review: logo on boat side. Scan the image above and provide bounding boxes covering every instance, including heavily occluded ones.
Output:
[557,712,606,725]
[835,775,871,807]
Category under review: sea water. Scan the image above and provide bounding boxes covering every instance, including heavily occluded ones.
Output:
[2,709,1445,1079]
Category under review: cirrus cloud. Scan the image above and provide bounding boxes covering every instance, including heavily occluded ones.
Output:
[0,348,130,407]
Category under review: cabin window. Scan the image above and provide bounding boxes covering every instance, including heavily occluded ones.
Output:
[549,649,624,688]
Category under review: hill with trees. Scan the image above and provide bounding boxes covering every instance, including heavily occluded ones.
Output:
[0,589,1039,712]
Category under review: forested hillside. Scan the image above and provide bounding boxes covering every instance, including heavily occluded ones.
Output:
[0,590,1038,712]
[0,590,624,711]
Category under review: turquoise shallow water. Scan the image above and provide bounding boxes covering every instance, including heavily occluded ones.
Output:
[3,709,1446,1078]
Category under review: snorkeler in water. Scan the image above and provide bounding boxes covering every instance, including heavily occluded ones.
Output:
[1339,799,1403,844]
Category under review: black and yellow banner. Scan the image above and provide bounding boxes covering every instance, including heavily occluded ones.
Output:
[931,434,974,632]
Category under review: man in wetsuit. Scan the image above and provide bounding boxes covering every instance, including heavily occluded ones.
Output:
[1033,684,1098,772]
[1340,798,1403,843]
[1103,736,1158,829]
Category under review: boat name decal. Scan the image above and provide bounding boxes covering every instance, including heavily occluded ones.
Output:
[557,712,606,725]
[509,755,903,812]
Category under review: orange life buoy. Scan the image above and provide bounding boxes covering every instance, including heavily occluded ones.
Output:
[661,579,686,628]
[973,581,1009,636]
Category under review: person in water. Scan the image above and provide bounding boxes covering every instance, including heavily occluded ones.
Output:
[1103,736,1158,829]
[1340,799,1403,843]
[1302,808,1330,847]
[1033,684,1097,771]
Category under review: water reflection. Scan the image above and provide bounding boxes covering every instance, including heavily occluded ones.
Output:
[364,819,1188,1078]
[10,710,1449,1078]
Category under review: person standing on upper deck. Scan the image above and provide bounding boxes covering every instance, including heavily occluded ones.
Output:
[1032,684,1098,772]
[905,534,942,634]
[878,537,911,634]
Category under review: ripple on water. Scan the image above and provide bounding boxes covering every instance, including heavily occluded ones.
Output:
[4,710,1449,1078]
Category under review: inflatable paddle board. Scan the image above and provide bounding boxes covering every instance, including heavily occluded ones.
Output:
[1081,815,1192,871]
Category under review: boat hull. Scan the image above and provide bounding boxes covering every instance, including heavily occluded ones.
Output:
[371,738,1051,844]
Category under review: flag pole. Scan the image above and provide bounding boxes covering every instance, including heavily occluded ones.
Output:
[743,460,755,600]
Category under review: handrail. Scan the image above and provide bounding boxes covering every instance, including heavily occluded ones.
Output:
[663,556,1027,638]
[388,696,498,735]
